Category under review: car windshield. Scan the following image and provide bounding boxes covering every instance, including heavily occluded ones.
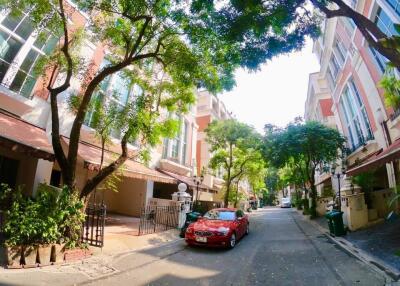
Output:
[282,198,290,203]
[203,210,236,221]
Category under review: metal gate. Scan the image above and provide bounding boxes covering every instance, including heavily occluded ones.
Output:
[138,205,180,235]
[81,203,106,247]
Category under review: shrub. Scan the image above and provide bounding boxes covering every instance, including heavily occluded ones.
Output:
[2,184,85,248]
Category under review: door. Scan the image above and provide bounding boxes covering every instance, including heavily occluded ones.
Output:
[0,155,19,188]
[235,210,246,237]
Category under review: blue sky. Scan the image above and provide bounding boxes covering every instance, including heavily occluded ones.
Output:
[219,38,320,133]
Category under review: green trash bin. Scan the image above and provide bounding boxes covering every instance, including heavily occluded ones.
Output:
[331,211,346,236]
[325,211,335,234]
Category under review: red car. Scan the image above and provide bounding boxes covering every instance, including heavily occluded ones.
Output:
[185,208,249,248]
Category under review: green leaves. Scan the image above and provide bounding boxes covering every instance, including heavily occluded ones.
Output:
[379,67,400,110]
[3,184,85,247]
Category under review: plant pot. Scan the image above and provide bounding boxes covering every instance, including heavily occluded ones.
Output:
[22,245,38,267]
[51,243,65,264]
[5,246,22,266]
[37,244,52,266]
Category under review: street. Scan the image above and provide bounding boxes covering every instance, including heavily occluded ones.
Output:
[0,207,387,286]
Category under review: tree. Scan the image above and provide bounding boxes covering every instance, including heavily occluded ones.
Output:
[264,120,345,217]
[206,0,400,69]
[206,119,262,206]
[4,0,252,198]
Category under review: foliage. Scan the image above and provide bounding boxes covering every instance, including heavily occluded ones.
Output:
[352,172,376,209]
[379,67,400,110]
[263,120,345,218]
[3,184,85,248]
[206,119,264,206]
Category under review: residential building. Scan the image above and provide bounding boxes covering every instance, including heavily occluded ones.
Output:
[306,0,400,227]
[196,89,232,203]
[0,4,207,219]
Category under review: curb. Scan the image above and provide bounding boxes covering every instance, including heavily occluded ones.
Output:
[301,211,400,282]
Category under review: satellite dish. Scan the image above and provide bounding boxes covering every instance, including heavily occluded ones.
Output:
[178,182,187,192]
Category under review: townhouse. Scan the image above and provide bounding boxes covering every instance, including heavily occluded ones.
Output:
[305,0,400,229]
[0,3,220,220]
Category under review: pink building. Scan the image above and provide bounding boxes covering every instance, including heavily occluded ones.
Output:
[306,0,400,226]
[0,3,208,219]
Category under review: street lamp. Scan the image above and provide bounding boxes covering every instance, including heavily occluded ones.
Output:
[331,163,346,210]
[193,174,204,203]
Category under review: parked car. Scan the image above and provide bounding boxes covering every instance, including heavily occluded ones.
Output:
[280,197,291,208]
[185,208,249,249]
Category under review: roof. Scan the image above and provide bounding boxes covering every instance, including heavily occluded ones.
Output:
[157,169,211,191]
[346,139,400,176]
[0,111,54,161]
[62,138,176,184]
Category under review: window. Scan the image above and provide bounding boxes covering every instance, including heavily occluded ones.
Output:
[83,60,137,140]
[333,38,346,66]
[339,79,373,151]
[339,17,356,37]
[0,10,57,98]
[329,55,341,79]
[386,0,400,17]
[181,121,188,164]
[370,7,399,72]
[326,68,336,92]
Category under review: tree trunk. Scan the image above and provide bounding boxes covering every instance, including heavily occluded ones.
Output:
[224,143,233,207]
[234,180,240,208]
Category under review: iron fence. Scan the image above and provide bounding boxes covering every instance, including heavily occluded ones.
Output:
[138,205,180,236]
[81,203,106,247]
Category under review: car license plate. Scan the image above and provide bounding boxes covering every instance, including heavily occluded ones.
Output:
[195,236,207,243]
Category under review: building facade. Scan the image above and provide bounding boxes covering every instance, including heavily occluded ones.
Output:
[305,0,400,226]
[0,3,218,219]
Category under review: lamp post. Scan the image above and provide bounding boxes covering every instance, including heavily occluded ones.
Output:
[331,164,346,211]
[193,174,204,203]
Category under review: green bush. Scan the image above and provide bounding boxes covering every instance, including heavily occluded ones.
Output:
[2,184,85,248]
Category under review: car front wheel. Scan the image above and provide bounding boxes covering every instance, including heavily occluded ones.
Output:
[228,233,236,249]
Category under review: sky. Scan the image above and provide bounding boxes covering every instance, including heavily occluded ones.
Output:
[219,38,320,133]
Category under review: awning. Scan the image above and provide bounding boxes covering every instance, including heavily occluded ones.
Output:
[62,138,176,184]
[0,111,54,161]
[157,169,210,191]
[346,139,400,176]
[315,174,332,186]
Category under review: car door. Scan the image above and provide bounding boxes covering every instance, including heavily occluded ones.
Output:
[235,210,246,237]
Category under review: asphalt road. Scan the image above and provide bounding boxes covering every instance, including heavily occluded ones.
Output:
[83,207,386,286]
[0,207,388,286]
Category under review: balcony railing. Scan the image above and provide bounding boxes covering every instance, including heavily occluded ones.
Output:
[346,133,374,154]
[390,108,400,121]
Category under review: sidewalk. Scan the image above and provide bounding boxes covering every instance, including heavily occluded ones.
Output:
[312,213,400,279]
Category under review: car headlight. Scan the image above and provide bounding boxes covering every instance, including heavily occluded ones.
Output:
[186,227,194,234]
[216,227,229,236]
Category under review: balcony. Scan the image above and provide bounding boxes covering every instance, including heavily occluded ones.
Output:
[346,133,375,155]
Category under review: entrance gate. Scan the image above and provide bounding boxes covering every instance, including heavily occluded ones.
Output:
[81,204,106,247]
[138,205,180,235]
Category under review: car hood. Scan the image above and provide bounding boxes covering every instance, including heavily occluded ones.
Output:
[193,219,233,231]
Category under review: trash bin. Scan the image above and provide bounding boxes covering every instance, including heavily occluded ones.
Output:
[179,212,202,238]
[331,211,346,236]
[325,211,335,234]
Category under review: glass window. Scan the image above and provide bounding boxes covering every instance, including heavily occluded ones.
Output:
[181,121,188,164]
[386,0,400,16]
[329,55,340,79]
[0,10,58,97]
[333,38,346,66]
[339,79,374,152]
[204,210,236,221]
[370,7,399,72]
